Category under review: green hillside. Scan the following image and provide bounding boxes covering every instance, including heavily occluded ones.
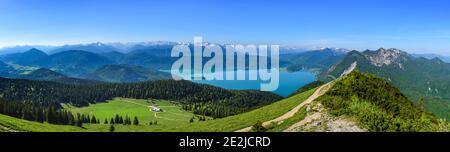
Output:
[65,98,199,126]
[0,88,315,132]
[78,88,314,132]
[317,71,448,131]
[176,88,316,132]
[2,73,449,132]
[0,76,282,118]
[0,113,85,132]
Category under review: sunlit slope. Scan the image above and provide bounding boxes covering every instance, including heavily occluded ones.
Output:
[0,114,85,132]
[0,89,316,132]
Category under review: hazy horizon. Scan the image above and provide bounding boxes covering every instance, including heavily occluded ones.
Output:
[1,41,449,57]
[1,0,450,55]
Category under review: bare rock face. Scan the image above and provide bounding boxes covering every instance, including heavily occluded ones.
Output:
[340,62,357,77]
[326,118,364,132]
[367,48,409,69]
[284,101,366,132]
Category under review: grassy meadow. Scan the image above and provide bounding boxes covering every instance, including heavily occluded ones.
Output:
[0,88,316,132]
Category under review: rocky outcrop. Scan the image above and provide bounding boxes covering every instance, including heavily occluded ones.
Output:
[340,62,357,77]
[284,101,365,132]
[367,48,409,69]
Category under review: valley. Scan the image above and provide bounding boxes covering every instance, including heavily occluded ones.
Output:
[0,88,316,132]
[0,44,450,132]
[2,2,450,151]
[2,70,449,132]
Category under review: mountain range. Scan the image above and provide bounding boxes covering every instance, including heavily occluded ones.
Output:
[86,64,170,83]
[1,42,450,132]
[0,48,172,83]
[0,43,327,81]
[412,53,450,63]
[280,48,348,74]
[1,43,450,120]
[0,48,48,66]
[320,48,450,119]
[0,41,181,55]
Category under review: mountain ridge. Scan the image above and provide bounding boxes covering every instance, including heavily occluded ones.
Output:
[86,64,170,83]
[320,48,450,119]
[0,48,48,66]
[310,71,443,132]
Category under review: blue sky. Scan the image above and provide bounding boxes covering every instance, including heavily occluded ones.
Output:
[0,0,450,55]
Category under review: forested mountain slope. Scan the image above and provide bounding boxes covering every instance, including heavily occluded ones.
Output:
[0,77,282,118]
[320,48,450,119]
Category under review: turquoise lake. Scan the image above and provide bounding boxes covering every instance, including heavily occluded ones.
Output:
[165,70,316,97]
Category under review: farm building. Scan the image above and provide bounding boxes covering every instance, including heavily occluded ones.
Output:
[150,106,162,112]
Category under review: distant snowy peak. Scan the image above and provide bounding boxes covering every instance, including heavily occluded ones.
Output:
[136,41,180,46]
[95,42,104,47]
[50,42,119,54]
[318,47,351,53]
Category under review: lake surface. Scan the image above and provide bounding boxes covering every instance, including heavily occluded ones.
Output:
[165,70,316,97]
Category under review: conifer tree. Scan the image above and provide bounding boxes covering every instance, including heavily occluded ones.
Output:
[91,115,97,123]
[109,125,115,132]
[133,116,139,125]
